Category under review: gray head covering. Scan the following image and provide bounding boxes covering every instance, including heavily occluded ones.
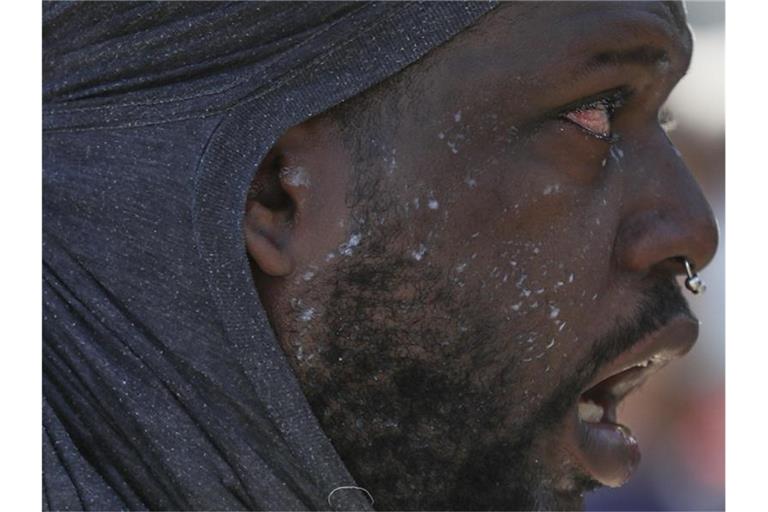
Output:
[43,2,496,510]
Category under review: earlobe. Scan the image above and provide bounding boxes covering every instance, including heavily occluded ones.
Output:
[244,200,295,277]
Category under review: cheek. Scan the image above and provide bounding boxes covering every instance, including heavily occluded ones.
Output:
[420,176,625,401]
[524,123,612,185]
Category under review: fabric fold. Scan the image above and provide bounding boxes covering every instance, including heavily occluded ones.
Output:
[43,2,497,509]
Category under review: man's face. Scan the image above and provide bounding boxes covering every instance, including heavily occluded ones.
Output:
[260,2,718,509]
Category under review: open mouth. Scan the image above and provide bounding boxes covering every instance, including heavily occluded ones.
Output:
[569,314,699,488]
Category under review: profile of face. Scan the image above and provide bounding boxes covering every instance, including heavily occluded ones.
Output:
[244,2,719,510]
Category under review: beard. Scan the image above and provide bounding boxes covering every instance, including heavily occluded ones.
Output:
[284,223,554,510]
[276,192,692,510]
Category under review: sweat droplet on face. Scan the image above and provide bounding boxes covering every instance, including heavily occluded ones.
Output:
[609,146,624,165]
[339,233,361,256]
[411,244,428,261]
[279,166,311,187]
[300,307,316,322]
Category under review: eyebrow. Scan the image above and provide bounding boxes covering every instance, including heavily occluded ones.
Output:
[558,43,674,88]
[587,45,670,70]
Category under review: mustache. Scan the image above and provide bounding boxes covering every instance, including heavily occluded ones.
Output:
[580,278,693,385]
[527,278,693,433]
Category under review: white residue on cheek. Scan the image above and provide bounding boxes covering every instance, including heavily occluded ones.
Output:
[427,194,439,210]
[549,306,560,319]
[339,233,362,256]
[542,184,560,195]
[568,273,574,283]
[302,268,316,281]
[385,148,397,175]
[455,262,468,273]
[454,110,462,122]
[410,244,428,261]
[300,307,316,322]
[610,145,624,168]
[280,166,311,187]
[511,301,522,312]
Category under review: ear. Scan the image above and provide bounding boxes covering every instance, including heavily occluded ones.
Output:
[244,126,313,277]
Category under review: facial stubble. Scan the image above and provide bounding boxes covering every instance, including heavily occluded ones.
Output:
[278,203,691,511]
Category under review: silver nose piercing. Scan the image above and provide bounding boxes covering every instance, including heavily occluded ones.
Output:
[683,258,706,294]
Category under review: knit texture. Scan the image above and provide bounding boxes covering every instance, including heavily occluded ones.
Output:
[42,2,496,510]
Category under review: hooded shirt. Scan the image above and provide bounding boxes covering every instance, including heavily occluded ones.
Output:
[42,2,497,510]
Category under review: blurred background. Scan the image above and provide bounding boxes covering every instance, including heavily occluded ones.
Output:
[586,2,725,510]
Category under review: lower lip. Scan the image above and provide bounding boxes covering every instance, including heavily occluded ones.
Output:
[575,419,640,487]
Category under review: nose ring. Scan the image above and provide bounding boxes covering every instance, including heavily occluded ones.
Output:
[682,258,706,294]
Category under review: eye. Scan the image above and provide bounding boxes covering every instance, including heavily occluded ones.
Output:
[564,102,612,139]
[558,90,628,143]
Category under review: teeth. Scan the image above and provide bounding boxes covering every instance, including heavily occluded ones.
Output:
[578,400,604,423]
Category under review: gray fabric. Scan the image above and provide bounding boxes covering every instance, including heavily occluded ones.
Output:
[43,2,497,510]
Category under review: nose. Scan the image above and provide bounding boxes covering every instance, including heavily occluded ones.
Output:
[614,130,719,279]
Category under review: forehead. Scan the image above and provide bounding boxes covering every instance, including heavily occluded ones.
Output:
[412,1,692,109]
[469,1,690,54]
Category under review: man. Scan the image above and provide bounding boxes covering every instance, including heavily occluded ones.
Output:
[43,1,717,510]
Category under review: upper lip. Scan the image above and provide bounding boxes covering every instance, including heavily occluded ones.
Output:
[579,313,699,414]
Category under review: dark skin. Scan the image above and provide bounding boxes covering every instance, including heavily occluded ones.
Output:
[244,2,718,510]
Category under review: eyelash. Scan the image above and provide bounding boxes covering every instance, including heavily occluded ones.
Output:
[558,89,630,143]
